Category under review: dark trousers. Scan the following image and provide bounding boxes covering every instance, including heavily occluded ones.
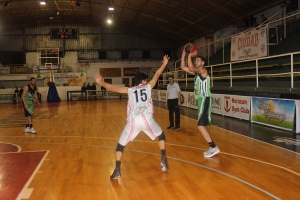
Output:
[167,98,180,127]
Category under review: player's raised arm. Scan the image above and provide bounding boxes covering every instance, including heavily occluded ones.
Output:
[180,46,195,75]
[187,51,201,74]
[94,73,128,94]
[148,55,170,88]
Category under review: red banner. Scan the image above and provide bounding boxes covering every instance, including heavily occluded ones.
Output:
[123,68,139,76]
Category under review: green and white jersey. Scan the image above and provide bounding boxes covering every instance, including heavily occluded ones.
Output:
[25,84,37,103]
[194,73,211,100]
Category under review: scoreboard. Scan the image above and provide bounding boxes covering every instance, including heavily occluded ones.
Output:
[51,29,78,39]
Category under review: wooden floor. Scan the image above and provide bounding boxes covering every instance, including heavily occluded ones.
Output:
[0,100,300,200]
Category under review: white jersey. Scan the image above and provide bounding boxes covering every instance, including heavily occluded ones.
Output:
[127,84,153,121]
[119,84,162,146]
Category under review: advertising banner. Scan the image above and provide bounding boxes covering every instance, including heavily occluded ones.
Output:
[231,26,268,61]
[152,90,188,107]
[180,91,189,108]
[186,92,198,109]
[123,68,139,76]
[67,78,87,86]
[251,97,295,131]
[212,94,251,120]
[10,67,31,74]
[159,90,167,102]
[152,89,159,101]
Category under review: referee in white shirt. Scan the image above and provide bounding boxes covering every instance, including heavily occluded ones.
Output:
[166,75,181,130]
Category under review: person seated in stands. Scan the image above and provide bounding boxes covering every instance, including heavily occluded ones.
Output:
[13,87,19,104]
[91,83,97,99]
[14,87,19,94]
[0,85,5,89]
[18,87,23,98]
[81,83,87,95]
[101,85,106,95]
[86,83,92,95]
[261,14,268,25]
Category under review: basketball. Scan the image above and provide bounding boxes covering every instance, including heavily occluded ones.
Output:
[185,43,197,54]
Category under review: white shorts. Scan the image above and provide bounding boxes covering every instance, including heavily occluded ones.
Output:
[119,114,163,146]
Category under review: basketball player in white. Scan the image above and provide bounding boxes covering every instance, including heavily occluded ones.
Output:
[94,55,170,179]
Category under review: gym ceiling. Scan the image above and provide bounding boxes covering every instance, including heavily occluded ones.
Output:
[0,0,284,47]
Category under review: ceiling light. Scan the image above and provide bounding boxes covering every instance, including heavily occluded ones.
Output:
[108,7,114,11]
[40,1,46,5]
[4,1,9,6]
[107,19,112,24]
[76,1,81,6]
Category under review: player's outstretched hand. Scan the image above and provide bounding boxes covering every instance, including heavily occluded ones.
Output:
[94,73,103,85]
[163,55,170,65]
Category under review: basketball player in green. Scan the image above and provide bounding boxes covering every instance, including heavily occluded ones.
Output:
[22,77,40,134]
[180,47,220,158]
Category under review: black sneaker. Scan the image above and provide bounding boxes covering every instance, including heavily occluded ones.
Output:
[161,156,168,171]
[174,127,180,130]
[110,168,121,179]
[167,126,174,129]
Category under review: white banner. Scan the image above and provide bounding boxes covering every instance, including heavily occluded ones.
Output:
[212,94,251,120]
[159,90,167,102]
[231,26,268,61]
[152,89,159,101]
[152,90,251,121]
[180,91,189,108]
[186,92,198,109]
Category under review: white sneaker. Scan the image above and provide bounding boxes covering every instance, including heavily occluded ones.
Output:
[30,128,36,134]
[204,147,220,158]
[24,127,30,133]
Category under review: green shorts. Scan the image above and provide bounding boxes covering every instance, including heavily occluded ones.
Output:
[23,101,34,117]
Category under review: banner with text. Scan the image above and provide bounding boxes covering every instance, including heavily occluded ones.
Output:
[231,26,268,61]
[152,89,159,101]
[159,90,167,102]
[123,68,139,76]
[152,90,251,120]
[251,97,295,131]
[212,94,251,120]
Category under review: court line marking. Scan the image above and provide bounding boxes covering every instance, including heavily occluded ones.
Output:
[154,105,300,155]
[1,134,300,176]
[0,142,21,152]
[11,142,280,200]
[16,150,49,200]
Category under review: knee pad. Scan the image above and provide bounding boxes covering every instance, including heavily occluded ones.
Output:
[158,132,165,141]
[116,143,125,152]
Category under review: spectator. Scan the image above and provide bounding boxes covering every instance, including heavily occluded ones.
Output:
[0,85,5,89]
[101,85,106,95]
[19,87,23,98]
[14,87,19,94]
[91,83,97,99]
[13,87,19,104]
[87,82,92,91]
[81,83,87,95]
[261,14,268,25]
[87,83,92,95]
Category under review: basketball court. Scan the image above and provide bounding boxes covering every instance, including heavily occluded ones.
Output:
[0,100,299,199]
